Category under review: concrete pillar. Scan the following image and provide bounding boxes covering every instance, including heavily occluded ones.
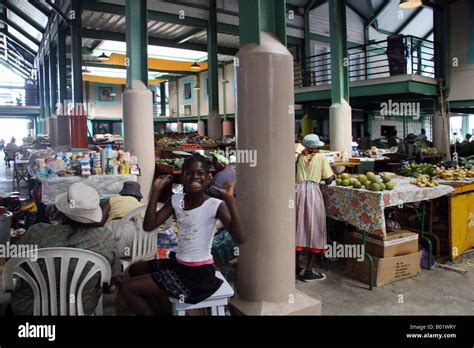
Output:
[197,120,206,136]
[330,100,352,154]
[231,31,320,315]
[433,110,451,160]
[222,120,234,137]
[123,81,155,199]
[177,121,184,134]
[300,114,312,137]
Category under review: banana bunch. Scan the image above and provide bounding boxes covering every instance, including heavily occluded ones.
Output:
[411,175,439,187]
[468,167,474,178]
[435,166,468,180]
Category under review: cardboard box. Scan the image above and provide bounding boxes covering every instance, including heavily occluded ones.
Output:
[350,230,419,258]
[346,251,422,287]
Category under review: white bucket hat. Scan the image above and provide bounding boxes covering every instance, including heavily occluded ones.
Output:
[55,182,102,224]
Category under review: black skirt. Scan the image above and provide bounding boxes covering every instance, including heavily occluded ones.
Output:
[148,252,223,304]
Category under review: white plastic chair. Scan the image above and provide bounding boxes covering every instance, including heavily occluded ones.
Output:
[2,247,111,316]
[169,271,234,316]
[109,205,158,269]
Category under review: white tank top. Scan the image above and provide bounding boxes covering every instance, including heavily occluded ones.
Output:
[171,193,223,264]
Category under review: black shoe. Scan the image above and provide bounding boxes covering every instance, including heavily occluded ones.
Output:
[301,270,326,282]
[296,265,304,277]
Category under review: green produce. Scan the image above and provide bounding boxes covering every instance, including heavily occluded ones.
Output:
[371,183,381,191]
[364,181,372,190]
[379,183,386,191]
[340,173,350,181]
[352,180,362,189]
[400,163,436,178]
[336,179,342,186]
[385,182,395,190]
[358,174,368,184]
[366,172,376,182]
[382,175,391,183]
[342,179,351,187]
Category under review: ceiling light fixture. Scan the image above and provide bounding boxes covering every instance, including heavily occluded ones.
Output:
[190,62,201,70]
[399,0,422,9]
[193,83,200,90]
[97,52,109,61]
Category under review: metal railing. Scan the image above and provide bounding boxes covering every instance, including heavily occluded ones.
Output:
[294,35,437,88]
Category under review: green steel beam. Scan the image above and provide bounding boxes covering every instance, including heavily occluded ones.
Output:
[329,0,349,103]
[239,0,287,46]
[27,0,51,17]
[449,100,474,109]
[83,61,196,75]
[308,0,327,11]
[37,65,45,132]
[395,7,423,34]
[1,1,45,33]
[346,2,367,21]
[0,105,40,115]
[49,43,58,115]
[66,46,94,55]
[160,82,166,116]
[71,0,83,106]
[423,29,434,40]
[366,0,390,29]
[154,114,235,123]
[0,14,41,46]
[433,4,449,90]
[43,55,51,117]
[57,23,67,105]
[309,33,360,48]
[208,0,219,119]
[80,28,238,56]
[125,0,148,87]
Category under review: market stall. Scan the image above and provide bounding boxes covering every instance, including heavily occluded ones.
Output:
[322,175,454,289]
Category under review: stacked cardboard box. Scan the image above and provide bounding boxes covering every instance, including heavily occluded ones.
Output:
[346,230,421,287]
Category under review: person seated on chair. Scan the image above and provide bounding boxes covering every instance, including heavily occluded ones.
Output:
[119,153,246,315]
[398,133,423,162]
[10,183,121,315]
[4,137,19,168]
[100,181,146,258]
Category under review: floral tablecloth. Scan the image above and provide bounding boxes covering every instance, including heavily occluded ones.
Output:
[322,178,454,237]
[39,175,138,204]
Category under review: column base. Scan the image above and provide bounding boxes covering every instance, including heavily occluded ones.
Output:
[177,121,184,134]
[230,290,321,316]
[197,120,205,136]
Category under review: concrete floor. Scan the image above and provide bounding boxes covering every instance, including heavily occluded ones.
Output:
[296,253,474,315]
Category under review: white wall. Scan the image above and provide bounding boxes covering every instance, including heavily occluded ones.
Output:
[85,82,124,120]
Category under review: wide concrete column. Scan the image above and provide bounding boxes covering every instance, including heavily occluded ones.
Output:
[124,0,155,199]
[231,0,320,315]
[197,120,206,136]
[177,121,184,133]
[328,0,352,155]
[433,109,451,160]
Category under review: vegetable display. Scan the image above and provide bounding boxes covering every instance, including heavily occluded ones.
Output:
[335,172,395,191]
[410,175,439,187]
[400,163,436,178]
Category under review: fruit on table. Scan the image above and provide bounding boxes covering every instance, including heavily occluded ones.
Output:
[435,166,471,180]
[336,179,342,186]
[379,183,386,191]
[400,163,436,178]
[411,175,439,187]
[366,172,376,182]
[364,181,372,190]
[340,173,350,181]
[342,179,351,187]
[371,182,381,191]
[352,180,362,189]
[385,182,395,190]
[382,175,392,184]
[358,174,368,184]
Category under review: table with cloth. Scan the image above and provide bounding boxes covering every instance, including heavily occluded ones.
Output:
[38,175,138,204]
[321,177,454,289]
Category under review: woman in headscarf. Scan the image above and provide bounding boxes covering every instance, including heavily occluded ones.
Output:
[295,134,334,281]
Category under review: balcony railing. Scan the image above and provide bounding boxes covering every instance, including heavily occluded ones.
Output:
[294,35,437,89]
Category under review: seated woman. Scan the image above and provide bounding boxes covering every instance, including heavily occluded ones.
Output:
[10,183,121,315]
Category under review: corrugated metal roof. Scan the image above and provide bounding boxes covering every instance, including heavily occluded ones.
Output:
[6,11,42,42]
[7,26,38,52]
[7,0,48,27]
